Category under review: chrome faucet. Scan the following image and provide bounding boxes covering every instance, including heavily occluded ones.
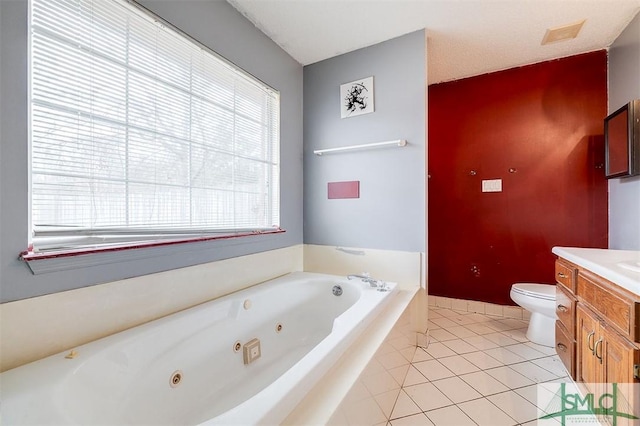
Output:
[347,274,379,287]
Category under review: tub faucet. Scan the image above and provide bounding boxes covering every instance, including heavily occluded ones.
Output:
[347,274,379,287]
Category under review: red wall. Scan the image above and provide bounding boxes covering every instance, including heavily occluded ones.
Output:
[428,51,608,305]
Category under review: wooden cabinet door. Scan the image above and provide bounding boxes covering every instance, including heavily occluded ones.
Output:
[577,305,601,384]
[602,325,640,424]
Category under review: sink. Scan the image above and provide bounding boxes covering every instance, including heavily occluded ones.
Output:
[617,261,640,273]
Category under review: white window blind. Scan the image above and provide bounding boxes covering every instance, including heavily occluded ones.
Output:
[30,0,280,252]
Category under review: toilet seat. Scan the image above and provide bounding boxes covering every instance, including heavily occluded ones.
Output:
[511,283,555,301]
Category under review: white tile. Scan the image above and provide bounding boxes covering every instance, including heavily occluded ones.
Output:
[459,371,510,396]
[503,306,523,319]
[362,358,386,377]
[466,312,494,323]
[484,365,535,389]
[509,361,559,383]
[483,332,520,346]
[467,300,485,314]
[404,382,454,412]
[362,369,403,396]
[388,335,415,351]
[429,328,458,342]
[447,326,478,339]
[427,320,442,330]
[485,320,517,332]
[442,339,478,354]
[343,394,388,425]
[487,390,539,423]
[484,347,526,365]
[377,342,399,356]
[500,328,530,343]
[424,342,456,358]
[390,390,423,419]
[451,299,468,312]
[484,303,504,317]
[403,365,429,387]
[522,309,532,320]
[428,309,442,319]
[458,398,517,425]
[504,343,547,360]
[524,341,557,356]
[462,351,504,369]
[514,383,563,413]
[416,332,429,348]
[378,350,411,370]
[463,335,500,350]
[435,297,453,309]
[399,346,418,363]
[428,295,438,307]
[432,376,482,403]
[390,364,412,387]
[343,379,372,404]
[391,412,434,426]
[438,355,480,375]
[425,404,477,426]
[501,318,529,329]
[464,323,496,335]
[326,406,348,426]
[450,315,481,326]
[436,308,460,318]
[375,389,402,419]
[413,359,456,381]
[430,317,459,328]
[531,356,568,377]
[412,348,432,363]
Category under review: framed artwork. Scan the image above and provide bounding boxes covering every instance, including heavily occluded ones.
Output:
[340,76,374,118]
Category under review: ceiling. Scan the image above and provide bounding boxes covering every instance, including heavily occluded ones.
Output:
[227,0,640,84]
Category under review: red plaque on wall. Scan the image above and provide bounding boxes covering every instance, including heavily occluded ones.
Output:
[328,181,360,199]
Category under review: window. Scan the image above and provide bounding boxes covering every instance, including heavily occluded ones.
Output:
[29,0,280,253]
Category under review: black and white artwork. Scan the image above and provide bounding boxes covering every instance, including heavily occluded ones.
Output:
[340,76,374,118]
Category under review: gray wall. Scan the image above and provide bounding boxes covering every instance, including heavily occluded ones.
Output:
[0,0,303,302]
[303,31,426,252]
[608,12,640,250]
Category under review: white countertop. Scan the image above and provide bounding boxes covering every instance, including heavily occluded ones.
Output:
[552,247,640,295]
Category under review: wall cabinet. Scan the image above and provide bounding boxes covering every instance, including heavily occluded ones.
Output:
[556,255,640,422]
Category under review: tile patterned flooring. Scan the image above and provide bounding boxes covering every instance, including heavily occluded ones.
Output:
[329,306,572,425]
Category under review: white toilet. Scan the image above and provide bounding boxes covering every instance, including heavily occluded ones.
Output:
[510,283,557,347]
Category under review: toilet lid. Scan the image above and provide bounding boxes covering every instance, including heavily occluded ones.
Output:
[511,283,556,300]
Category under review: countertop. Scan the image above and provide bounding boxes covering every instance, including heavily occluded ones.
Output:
[552,247,640,295]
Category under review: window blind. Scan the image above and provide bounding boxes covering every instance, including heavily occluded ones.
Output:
[30,0,280,252]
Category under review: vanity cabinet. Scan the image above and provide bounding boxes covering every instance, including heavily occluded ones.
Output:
[555,259,578,378]
[556,253,640,422]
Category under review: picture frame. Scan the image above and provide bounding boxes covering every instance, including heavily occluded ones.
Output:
[340,76,374,118]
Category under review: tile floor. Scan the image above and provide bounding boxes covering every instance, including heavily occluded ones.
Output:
[329,306,573,425]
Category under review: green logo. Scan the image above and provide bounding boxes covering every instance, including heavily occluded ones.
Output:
[540,383,638,425]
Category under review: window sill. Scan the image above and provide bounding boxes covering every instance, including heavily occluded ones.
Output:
[20,229,285,275]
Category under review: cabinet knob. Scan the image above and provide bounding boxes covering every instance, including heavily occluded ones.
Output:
[557,342,567,352]
[557,304,568,313]
[557,272,567,279]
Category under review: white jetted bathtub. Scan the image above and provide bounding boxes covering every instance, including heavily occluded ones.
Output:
[0,272,398,425]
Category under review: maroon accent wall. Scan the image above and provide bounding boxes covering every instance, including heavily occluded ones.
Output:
[428,51,608,305]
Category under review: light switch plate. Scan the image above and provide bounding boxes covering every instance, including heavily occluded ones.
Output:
[482,179,502,192]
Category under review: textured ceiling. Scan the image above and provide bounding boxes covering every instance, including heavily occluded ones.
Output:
[227,0,640,84]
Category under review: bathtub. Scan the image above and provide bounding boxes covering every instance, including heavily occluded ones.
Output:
[0,272,398,425]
